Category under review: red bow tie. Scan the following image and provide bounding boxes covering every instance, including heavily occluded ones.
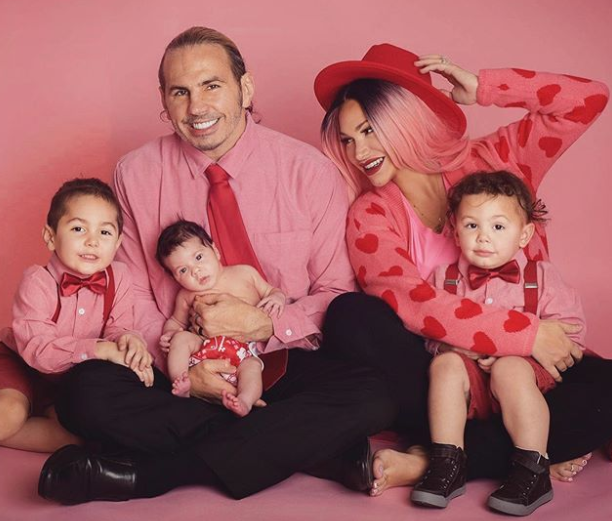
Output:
[60,271,107,297]
[467,260,520,290]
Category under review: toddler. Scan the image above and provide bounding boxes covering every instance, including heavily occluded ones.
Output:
[411,171,585,516]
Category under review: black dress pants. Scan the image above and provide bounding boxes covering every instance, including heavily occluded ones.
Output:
[56,348,396,498]
[323,292,612,479]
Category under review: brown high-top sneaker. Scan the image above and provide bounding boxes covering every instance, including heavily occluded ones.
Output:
[488,448,553,516]
[410,443,467,508]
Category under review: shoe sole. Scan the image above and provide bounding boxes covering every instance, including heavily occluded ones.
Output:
[488,489,554,516]
[411,485,466,508]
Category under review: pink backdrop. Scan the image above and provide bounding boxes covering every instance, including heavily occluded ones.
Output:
[1,0,610,354]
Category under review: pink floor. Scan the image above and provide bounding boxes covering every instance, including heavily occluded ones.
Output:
[1,442,611,521]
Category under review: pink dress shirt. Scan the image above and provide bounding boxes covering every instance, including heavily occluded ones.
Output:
[347,69,607,357]
[426,250,587,355]
[113,115,356,373]
[0,254,140,374]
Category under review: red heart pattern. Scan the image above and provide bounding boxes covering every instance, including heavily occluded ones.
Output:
[381,290,398,313]
[564,94,608,124]
[537,84,561,106]
[421,316,447,340]
[517,163,533,183]
[512,68,536,79]
[538,136,562,158]
[355,234,378,254]
[563,74,592,84]
[455,299,483,319]
[379,265,403,277]
[504,310,531,333]
[498,84,510,91]
[353,218,361,230]
[494,136,510,162]
[472,332,497,355]
[505,101,527,109]
[517,118,533,148]
[409,282,436,302]
[395,247,411,262]
[356,265,367,288]
[365,202,386,216]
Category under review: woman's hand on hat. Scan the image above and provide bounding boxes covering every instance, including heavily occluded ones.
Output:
[415,54,478,106]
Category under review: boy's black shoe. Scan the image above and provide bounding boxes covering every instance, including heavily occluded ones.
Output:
[488,448,553,516]
[410,443,467,508]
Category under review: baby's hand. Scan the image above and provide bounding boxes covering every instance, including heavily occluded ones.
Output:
[160,329,182,353]
[118,333,153,371]
[257,291,286,318]
[478,356,497,373]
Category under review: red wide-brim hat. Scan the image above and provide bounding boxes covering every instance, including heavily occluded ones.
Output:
[314,43,466,135]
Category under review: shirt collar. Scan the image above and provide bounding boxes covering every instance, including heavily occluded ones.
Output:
[178,112,257,181]
[46,253,108,284]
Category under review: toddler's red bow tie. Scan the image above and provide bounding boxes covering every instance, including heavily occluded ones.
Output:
[467,260,520,290]
[60,271,107,297]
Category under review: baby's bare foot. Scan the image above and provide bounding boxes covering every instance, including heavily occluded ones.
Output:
[171,372,191,398]
[221,390,252,417]
[550,453,591,482]
[370,445,428,497]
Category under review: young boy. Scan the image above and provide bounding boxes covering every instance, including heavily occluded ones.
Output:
[0,178,153,453]
[156,220,285,416]
[411,171,586,516]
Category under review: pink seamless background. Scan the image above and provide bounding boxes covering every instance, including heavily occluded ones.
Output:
[1,0,610,355]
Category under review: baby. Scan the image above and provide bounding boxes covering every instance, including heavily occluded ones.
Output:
[156,220,285,416]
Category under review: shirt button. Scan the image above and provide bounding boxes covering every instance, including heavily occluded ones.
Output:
[78,308,86,315]
[80,353,88,360]
[285,329,293,336]
[485,298,493,305]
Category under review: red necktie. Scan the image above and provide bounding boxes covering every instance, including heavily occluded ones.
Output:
[205,163,287,390]
[60,271,107,297]
[467,260,521,290]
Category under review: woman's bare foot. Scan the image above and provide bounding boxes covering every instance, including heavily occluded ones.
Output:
[222,390,252,417]
[550,453,592,482]
[370,445,428,497]
[171,372,191,398]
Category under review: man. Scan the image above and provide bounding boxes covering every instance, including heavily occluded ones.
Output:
[38,27,395,503]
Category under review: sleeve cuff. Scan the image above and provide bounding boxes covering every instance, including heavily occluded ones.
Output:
[72,338,99,364]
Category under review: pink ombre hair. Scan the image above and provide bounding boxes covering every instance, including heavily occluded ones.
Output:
[321,79,470,202]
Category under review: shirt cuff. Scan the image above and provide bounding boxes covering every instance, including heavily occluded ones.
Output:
[260,306,321,353]
[72,338,99,365]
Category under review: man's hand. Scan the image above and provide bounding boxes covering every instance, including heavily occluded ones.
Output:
[478,356,497,373]
[188,359,237,403]
[532,320,583,382]
[191,293,273,342]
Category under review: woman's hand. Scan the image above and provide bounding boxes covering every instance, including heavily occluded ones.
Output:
[532,320,583,382]
[415,55,479,105]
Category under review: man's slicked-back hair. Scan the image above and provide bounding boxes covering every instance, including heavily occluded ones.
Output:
[158,26,247,91]
[156,219,214,270]
[47,177,123,233]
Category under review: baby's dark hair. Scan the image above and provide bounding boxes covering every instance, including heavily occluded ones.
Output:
[47,178,124,233]
[447,171,548,224]
[156,220,214,270]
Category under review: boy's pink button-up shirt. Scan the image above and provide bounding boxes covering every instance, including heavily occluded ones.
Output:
[0,255,139,374]
[113,116,356,372]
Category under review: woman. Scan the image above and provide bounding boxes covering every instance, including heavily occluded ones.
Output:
[315,43,611,495]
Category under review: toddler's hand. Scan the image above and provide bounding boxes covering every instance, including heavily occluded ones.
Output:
[257,291,286,318]
[118,333,153,371]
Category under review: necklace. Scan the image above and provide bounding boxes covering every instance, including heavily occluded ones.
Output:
[409,199,446,234]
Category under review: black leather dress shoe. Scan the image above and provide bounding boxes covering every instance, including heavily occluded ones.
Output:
[307,437,373,492]
[38,445,138,505]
